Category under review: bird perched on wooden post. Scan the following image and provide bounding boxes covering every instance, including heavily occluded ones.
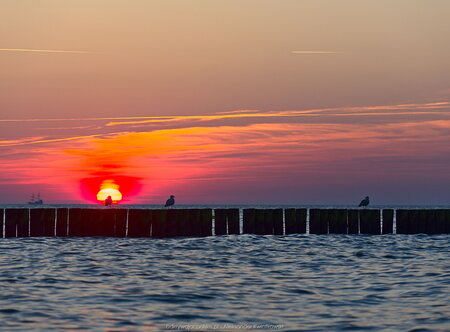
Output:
[358,196,369,207]
[105,195,113,207]
[165,195,175,207]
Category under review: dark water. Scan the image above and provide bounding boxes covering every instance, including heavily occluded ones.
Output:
[0,235,449,331]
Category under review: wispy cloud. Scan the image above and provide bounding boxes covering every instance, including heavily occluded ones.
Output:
[0,137,46,145]
[2,101,447,124]
[1,101,449,148]
[0,116,169,123]
[0,133,118,147]
[291,50,344,54]
[0,48,96,54]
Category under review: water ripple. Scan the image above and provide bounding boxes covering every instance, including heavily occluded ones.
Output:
[0,235,449,331]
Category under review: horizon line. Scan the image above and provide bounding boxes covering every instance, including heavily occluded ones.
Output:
[0,48,96,54]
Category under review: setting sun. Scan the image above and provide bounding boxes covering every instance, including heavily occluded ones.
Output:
[96,180,123,203]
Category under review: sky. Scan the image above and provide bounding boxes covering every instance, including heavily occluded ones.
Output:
[1,0,450,205]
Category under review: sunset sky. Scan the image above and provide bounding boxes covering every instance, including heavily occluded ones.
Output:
[1,0,450,204]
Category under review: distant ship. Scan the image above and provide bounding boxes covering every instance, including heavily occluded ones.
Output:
[28,193,43,205]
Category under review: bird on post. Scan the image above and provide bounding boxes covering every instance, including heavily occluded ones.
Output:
[358,196,369,207]
[165,195,175,207]
[105,195,113,207]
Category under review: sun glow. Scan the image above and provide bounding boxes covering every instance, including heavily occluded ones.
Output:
[96,180,122,203]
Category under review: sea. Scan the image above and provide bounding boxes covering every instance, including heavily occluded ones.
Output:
[0,204,449,331]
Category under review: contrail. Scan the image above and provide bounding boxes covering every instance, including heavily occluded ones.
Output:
[291,50,343,54]
[0,48,95,54]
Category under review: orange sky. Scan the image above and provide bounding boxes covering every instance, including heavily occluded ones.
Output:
[1,1,450,204]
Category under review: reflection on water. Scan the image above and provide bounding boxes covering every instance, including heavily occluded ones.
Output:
[0,235,449,331]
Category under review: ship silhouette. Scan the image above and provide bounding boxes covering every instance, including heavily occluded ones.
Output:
[28,193,43,205]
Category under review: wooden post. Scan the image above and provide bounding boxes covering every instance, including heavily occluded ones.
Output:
[326,209,335,234]
[423,209,436,235]
[4,209,17,237]
[30,208,55,237]
[56,208,68,237]
[186,209,196,236]
[68,208,125,237]
[433,209,448,234]
[227,209,240,235]
[176,209,190,237]
[348,210,359,234]
[44,209,56,236]
[87,209,106,237]
[309,209,327,234]
[68,208,90,237]
[327,209,338,234]
[243,209,256,234]
[396,209,407,234]
[296,209,307,234]
[409,210,420,234]
[360,209,381,235]
[214,209,227,235]
[0,209,3,238]
[338,209,348,234]
[114,209,128,237]
[273,209,283,235]
[329,209,347,234]
[309,209,319,234]
[91,209,107,236]
[400,209,411,234]
[5,209,29,238]
[176,209,185,237]
[79,209,98,237]
[284,208,307,234]
[382,209,394,234]
[165,209,180,237]
[177,209,185,237]
[17,209,30,237]
[436,209,450,234]
[201,209,213,237]
[416,210,428,234]
[284,208,296,234]
[96,209,116,237]
[128,209,152,237]
[320,209,329,234]
[189,209,202,237]
[444,210,450,234]
[67,208,79,237]
[254,209,265,235]
[263,209,274,235]
[192,209,203,236]
[150,209,167,238]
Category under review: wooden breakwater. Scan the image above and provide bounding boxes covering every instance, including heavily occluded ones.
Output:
[1,208,450,238]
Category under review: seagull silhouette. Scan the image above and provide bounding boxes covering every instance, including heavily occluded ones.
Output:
[165,195,175,207]
[358,196,370,207]
[105,195,113,207]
